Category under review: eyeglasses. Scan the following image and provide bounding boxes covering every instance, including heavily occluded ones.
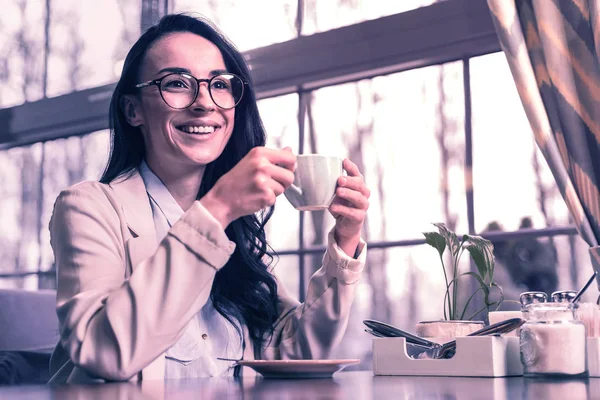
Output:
[135,72,246,110]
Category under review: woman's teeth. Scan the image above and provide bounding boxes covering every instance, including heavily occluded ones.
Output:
[179,126,216,134]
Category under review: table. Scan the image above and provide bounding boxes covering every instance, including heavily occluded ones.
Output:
[1,371,598,399]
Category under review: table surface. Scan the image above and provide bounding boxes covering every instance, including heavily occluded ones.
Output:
[1,371,598,399]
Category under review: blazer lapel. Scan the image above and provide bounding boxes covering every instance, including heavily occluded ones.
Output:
[110,170,155,238]
[110,170,158,275]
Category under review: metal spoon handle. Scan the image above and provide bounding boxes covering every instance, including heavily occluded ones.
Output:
[364,328,386,338]
[572,271,597,303]
[363,319,438,348]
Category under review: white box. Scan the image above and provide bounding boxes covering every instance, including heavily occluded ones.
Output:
[372,336,523,377]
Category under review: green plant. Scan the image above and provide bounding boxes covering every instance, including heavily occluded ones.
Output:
[423,222,503,321]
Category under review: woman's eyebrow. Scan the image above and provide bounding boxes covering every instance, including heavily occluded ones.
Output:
[210,69,229,76]
[156,66,191,75]
[155,67,230,77]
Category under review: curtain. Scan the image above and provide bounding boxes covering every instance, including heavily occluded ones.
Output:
[486,0,600,292]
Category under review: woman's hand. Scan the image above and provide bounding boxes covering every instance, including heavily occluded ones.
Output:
[200,147,296,228]
[329,159,370,257]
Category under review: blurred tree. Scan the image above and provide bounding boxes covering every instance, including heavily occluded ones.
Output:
[114,0,142,67]
[36,0,50,285]
[531,141,562,276]
[39,5,87,289]
[14,0,44,287]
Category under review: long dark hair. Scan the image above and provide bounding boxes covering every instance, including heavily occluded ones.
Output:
[101,14,279,348]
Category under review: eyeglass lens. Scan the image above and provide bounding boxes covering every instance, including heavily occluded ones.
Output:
[160,73,244,109]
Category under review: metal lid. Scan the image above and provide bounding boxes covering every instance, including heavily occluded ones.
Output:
[551,290,577,303]
[519,291,548,306]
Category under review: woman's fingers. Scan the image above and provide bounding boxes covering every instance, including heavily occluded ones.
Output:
[262,147,296,171]
[342,158,363,177]
[335,185,369,209]
[329,202,366,222]
[267,163,295,189]
[337,175,371,199]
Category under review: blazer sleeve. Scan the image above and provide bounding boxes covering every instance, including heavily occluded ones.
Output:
[50,182,235,381]
[261,228,366,360]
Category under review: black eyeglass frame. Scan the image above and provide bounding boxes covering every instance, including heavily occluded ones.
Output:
[135,72,247,110]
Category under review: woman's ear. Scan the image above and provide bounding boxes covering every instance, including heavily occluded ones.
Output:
[121,95,144,127]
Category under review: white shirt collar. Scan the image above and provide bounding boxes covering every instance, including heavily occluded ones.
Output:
[139,160,184,228]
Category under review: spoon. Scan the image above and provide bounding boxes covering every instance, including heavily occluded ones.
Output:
[363,319,439,349]
[571,271,597,303]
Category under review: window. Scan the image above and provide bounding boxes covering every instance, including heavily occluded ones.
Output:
[471,53,571,231]
[0,0,46,107]
[0,130,109,290]
[47,0,141,97]
[302,0,438,35]
[170,0,298,51]
[305,62,467,246]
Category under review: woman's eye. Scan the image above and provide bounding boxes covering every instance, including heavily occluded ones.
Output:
[211,80,230,90]
[165,79,188,89]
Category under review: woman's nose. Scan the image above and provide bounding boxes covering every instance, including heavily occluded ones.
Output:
[191,84,216,111]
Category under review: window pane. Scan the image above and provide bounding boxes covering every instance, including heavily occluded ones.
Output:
[471,52,571,232]
[171,0,298,51]
[40,131,110,271]
[302,0,438,36]
[47,0,140,97]
[303,62,466,247]
[0,130,109,289]
[0,0,46,107]
[259,94,300,252]
[271,255,300,300]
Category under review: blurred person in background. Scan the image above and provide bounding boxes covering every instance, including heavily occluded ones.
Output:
[484,217,558,307]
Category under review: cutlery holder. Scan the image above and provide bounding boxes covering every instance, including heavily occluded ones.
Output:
[372,336,522,377]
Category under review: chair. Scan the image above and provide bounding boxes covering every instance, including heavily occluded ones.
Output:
[0,289,58,384]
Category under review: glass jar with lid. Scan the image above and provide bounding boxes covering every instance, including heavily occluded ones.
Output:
[520,291,548,307]
[520,302,587,378]
[551,290,577,303]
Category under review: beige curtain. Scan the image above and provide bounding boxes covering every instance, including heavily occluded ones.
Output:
[487,0,600,292]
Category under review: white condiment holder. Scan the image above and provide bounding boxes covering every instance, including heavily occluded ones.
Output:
[588,337,600,377]
[372,336,523,377]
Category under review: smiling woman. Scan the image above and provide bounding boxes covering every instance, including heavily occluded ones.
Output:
[47,14,370,383]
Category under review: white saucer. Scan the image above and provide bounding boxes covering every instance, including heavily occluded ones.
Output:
[236,359,360,379]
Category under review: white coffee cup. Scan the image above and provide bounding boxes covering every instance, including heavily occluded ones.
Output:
[284,154,343,212]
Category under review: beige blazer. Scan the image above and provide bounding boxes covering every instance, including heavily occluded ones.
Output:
[48,170,366,383]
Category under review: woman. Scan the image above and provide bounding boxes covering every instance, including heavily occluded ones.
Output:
[48,14,369,383]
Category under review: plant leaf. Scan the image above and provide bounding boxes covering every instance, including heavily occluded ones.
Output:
[432,222,460,256]
[465,241,489,282]
[464,235,495,283]
[423,232,446,257]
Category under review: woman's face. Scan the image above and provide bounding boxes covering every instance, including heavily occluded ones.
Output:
[129,32,236,174]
